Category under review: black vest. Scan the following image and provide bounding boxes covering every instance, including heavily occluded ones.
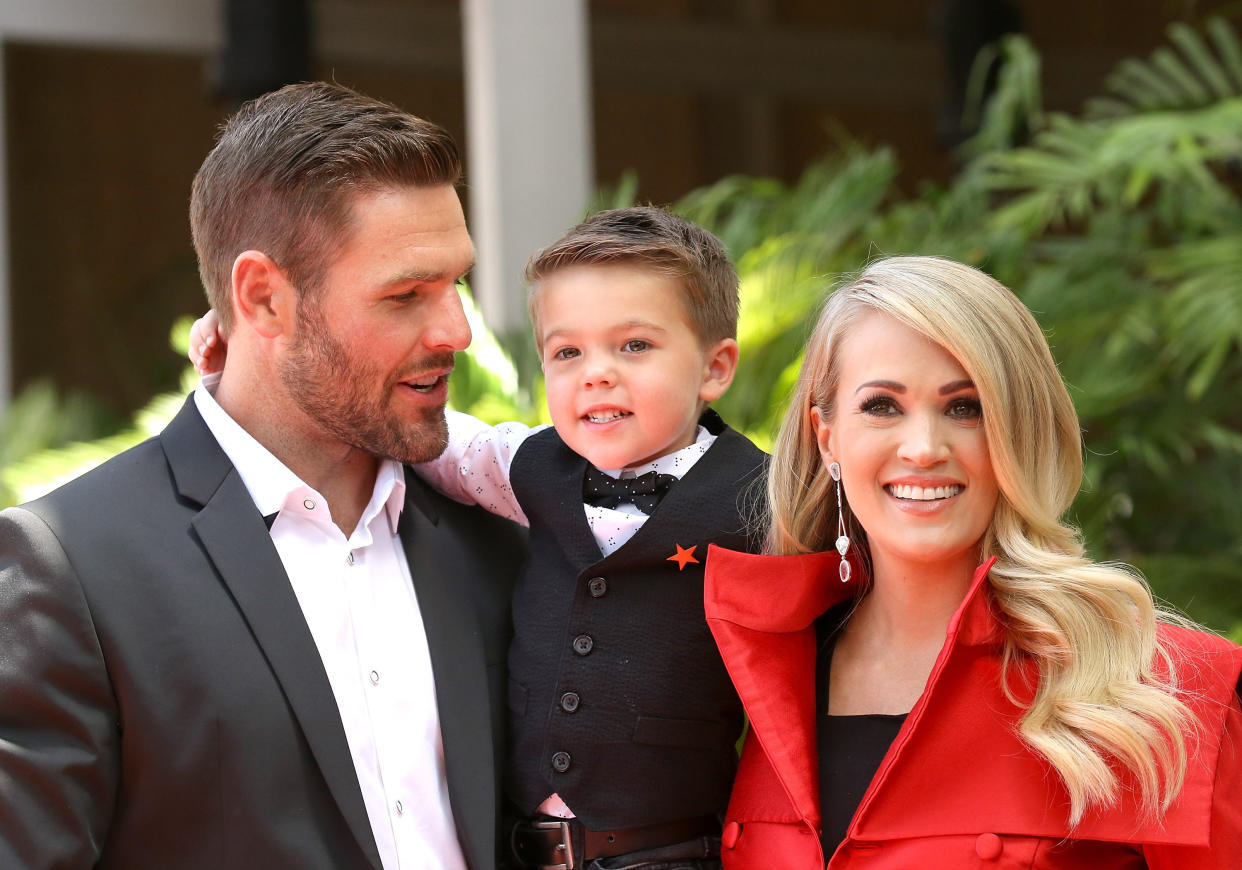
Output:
[506,411,766,829]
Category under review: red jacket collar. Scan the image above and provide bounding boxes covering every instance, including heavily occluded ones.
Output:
[705,543,999,642]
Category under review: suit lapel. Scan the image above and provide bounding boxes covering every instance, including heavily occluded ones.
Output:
[162,398,383,870]
[398,471,495,870]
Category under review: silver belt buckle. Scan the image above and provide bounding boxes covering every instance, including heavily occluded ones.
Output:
[532,819,575,870]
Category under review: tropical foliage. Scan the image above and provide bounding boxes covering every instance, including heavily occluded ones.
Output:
[4,19,1239,635]
[688,18,1242,638]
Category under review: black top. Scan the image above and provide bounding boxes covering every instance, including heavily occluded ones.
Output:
[816,604,907,860]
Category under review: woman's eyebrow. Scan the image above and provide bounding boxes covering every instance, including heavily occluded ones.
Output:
[939,379,975,395]
[855,379,904,394]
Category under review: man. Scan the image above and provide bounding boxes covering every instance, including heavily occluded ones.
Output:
[0,82,524,869]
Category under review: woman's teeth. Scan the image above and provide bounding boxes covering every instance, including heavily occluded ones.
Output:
[887,484,962,501]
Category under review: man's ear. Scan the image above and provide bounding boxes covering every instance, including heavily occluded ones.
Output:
[230,250,295,339]
[698,337,740,403]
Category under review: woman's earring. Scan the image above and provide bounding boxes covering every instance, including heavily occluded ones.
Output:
[829,461,851,583]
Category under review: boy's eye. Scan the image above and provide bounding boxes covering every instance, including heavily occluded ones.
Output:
[623,339,651,353]
[946,397,983,421]
[552,347,580,361]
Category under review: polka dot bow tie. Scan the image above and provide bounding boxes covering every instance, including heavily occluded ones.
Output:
[582,466,678,515]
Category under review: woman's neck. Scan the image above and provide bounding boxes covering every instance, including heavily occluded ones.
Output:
[827,549,979,716]
[851,550,978,655]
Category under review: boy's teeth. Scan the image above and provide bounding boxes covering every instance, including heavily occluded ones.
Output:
[887,484,962,501]
[586,410,628,423]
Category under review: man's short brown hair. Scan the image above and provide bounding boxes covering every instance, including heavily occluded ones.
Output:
[190,81,461,332]
[525,206,739,349]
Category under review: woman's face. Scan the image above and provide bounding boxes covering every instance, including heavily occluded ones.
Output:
[811,311,999,580]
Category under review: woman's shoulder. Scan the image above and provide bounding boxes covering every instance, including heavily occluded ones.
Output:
[1156,620,1242,693]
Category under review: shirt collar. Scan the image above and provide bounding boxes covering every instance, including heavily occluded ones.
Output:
[194,373,405,534]
[596,425,716,480]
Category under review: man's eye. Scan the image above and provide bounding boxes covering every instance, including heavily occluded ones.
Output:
[623,339,650,353]
[390,290,417,304]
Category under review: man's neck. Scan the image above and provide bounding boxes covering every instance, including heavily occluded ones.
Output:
[215,367,379,536]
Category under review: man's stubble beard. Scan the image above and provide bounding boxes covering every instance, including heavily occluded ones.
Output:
[280,298,451,466]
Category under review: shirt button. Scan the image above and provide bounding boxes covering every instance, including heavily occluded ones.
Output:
[395,800,404,816]
[551,751,572,773]
[975,833,1003,860]
[369,670,380,685]
[588,577,607,597]
[346,551,356,566]
[721,821,741,849]
[303,498,315,510]
[572,635,594,655]
[560,692,580,713]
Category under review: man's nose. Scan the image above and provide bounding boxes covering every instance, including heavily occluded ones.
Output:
[426,285,472,352]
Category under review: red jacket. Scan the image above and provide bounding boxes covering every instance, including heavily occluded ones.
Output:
[704,545,1242,869]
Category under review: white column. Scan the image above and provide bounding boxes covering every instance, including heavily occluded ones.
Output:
[0,39,9,414]
[462,0,593,337]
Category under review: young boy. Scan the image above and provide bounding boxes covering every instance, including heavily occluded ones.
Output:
[191,206,765,870]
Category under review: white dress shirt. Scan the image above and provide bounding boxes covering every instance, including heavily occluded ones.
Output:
[415,409,717,819]
[195,374,466,870]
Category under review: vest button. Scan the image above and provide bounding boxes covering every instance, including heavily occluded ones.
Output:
[975,833,1002,860]
[560,692,581,713]
[572,635,594,655]
[721,821,741,849]
[588,577,608,597]
[551,751,572,773]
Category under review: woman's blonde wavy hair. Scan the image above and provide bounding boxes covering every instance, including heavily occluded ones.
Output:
[768,255,1193,825]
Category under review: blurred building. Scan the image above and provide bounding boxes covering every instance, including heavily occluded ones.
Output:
[0,0,1230,417]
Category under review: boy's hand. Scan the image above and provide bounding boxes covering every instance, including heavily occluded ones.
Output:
[188,309,227,375]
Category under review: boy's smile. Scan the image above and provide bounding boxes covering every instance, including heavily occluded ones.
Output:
[535,264,737,471]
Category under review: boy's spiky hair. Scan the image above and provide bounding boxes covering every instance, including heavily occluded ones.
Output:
[526,206,739,348]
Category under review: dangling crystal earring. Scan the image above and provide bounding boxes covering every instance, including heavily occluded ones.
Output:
[829,461,851,583]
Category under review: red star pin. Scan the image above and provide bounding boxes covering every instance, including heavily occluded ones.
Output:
[667,543,699,571]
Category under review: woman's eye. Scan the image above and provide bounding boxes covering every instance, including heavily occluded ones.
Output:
[947,397,983,420]
[859,395,899,416]
[623,339,650,353]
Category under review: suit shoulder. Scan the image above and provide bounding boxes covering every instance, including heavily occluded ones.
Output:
[17,436,169,522]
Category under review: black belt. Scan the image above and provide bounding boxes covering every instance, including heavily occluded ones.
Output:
[510,815,718,869]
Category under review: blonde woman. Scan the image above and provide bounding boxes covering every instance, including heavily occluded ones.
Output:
[704,256,1241,868]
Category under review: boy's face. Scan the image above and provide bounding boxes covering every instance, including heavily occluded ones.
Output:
[535,264,737,470]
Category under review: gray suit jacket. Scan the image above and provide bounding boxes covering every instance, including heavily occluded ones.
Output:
[0,397,525,869]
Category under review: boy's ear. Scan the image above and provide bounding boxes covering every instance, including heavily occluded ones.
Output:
[230,250,296,340]
[698,337,740,403]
